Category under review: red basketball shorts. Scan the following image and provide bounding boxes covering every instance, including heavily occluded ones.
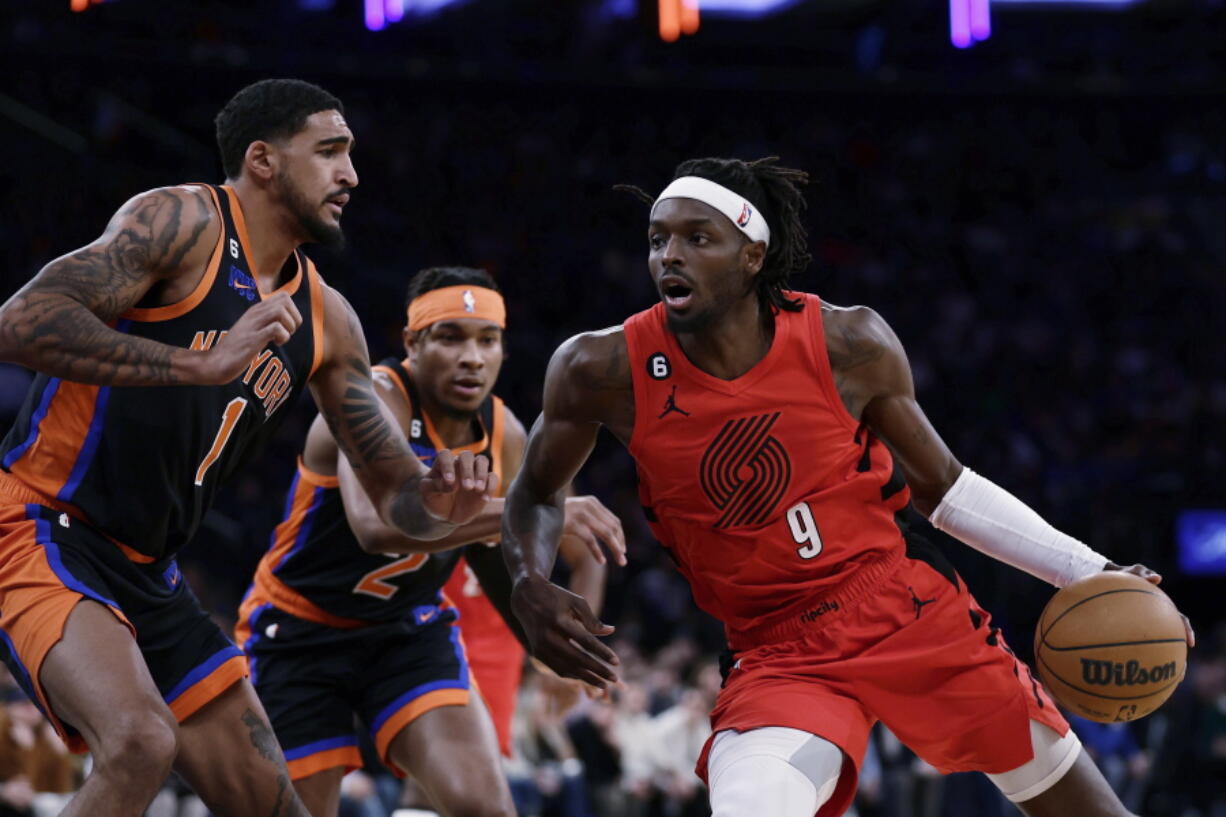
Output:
[697,547,1068,817]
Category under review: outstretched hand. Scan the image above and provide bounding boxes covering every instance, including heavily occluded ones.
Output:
[511,575,619,690]
[561,495,628,566]
[419,449,499,526]
[1104,562,1195,648]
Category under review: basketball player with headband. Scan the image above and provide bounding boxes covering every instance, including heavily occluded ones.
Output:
[238,266,623,817]
[501,157,1194,817]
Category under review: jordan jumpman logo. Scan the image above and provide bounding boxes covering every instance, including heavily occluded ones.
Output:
[909,586,936,619]
[658,385,690,419]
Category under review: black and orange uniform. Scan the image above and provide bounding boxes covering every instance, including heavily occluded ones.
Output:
[236,358,505,780]
[623,293,1068,817]
[0,184,327,750]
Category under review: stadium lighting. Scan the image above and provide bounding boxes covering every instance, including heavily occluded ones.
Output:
[698,0,803,15]
[951,0,991,48]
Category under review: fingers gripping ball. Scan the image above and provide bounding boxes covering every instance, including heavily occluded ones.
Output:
[1034,572,1187,723]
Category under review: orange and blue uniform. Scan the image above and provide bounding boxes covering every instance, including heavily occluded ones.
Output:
[236,358,506,779]
[0,184,325,750]
[623,294,1068,817]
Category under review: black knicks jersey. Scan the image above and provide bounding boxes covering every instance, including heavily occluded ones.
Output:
[243,358,506,626]
[0,184,325,560]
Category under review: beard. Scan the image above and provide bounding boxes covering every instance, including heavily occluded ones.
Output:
[665,304,719,334]
[277,169,345,250]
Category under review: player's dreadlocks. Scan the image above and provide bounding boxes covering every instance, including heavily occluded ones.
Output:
[617,156,811,316]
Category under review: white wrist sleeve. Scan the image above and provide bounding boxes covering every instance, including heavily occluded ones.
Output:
[929,467,1108,588]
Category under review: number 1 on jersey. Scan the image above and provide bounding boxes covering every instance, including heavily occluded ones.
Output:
[195,397,247,486]
[787,501,823,560]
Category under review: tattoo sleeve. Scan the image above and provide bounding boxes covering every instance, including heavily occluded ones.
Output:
[316,295,440,538]
[0,188,211,385]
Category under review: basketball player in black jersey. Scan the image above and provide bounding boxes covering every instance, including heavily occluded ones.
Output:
[238,266,623,817]
[0,80,493,817]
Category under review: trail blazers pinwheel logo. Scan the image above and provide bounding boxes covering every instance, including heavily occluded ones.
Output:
[699,412,791,529]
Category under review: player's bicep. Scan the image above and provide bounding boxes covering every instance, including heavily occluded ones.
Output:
[0,187,215,358]
[18,187,213,320]
[518,411,600,503]
[853,312,961,512]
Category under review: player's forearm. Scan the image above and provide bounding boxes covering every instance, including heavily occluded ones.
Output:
[354,497,505,555]
[0,290,200,386]
[502,476,566,584]
[928,466,1109,587]
[464,542,531,649]
[566,558,606,616]
[380,472,463,542]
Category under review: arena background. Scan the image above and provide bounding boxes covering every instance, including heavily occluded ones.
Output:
[1,1,1223,815]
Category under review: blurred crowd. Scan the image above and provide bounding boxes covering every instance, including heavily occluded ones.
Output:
[3,1,1225,814]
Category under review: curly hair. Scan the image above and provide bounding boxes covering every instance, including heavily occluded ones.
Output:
[618,156,811,315]
[214,79,344,179]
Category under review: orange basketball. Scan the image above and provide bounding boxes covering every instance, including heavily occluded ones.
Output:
[1034,571,1187,724]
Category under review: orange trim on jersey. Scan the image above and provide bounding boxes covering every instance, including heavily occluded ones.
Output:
[246,462,366,629]
[0,474,153,563]
[0,473,80,524]
[296,457,339,489]
[8,381,98,502]
[252,564,368,630]
[286,746,363,781]
[167,655,248,723]
[307,258,326,379]
[122,185,225,322]
[223,185,303,298]
[374,688,470,767]
[374,363,412,408]
[489,397,506,497]
[417,371,489,457]
[110,538,157,564]
[262,465,329,573]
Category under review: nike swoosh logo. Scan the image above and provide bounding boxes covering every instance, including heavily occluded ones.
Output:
[233,282,253,290]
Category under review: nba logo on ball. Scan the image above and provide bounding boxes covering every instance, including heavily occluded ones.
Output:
[737,203,752,228]
[1034,572,1187,723]
[462,289,476,313]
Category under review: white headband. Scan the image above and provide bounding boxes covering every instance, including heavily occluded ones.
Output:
[652,176,771,246]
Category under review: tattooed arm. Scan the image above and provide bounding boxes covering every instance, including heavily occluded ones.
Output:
[822,303,962,515]
[309,286,495,540]
[0,186,298,386]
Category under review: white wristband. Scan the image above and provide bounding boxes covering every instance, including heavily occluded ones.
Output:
[929,467,1108,588]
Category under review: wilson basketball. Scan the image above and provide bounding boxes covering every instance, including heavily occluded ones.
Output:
[1034,571,1186,723]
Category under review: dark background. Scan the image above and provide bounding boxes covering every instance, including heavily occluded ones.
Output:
[2,0,1224,810]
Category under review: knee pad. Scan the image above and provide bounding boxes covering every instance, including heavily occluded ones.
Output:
[986,720,1082,802]
[708,727,843,817]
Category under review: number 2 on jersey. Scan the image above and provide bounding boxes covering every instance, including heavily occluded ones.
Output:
[787,501,823,560]
[195,398,247,486]
[354,553,429,599]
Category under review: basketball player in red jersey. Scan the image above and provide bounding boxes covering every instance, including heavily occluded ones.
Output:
[238,266,622,817]
[502,157,1194,817]
[0,80,494,817]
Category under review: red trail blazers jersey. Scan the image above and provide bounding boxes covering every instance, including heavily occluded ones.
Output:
[0,185,324,560]
[624,294,911,648]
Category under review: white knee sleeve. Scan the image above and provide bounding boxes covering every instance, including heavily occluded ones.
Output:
[708,727,843,817]
[986,720,1082,802]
